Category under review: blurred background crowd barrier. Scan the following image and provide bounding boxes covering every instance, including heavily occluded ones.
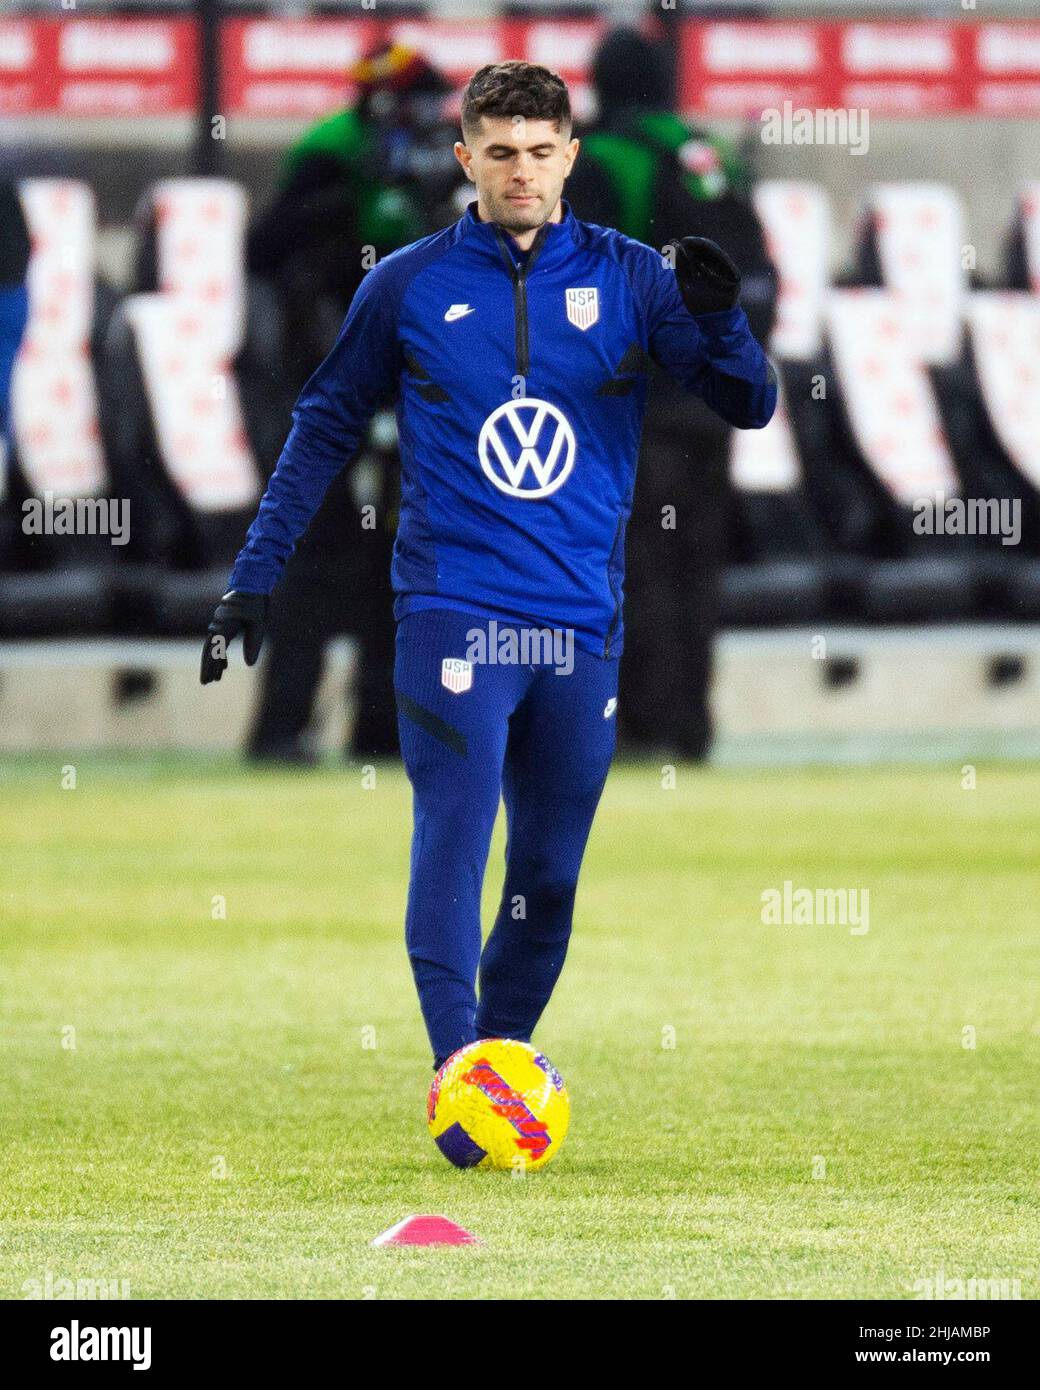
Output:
[1,1,1039,763]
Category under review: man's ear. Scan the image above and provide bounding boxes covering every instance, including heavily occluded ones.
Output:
[564,136,580,177]
[453,140,475,182]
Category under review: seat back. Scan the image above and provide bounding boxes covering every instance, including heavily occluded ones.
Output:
[967,291,1040,492]
[147,178,249,357]
[753,180,832,361]
[1014,183,1040,293]
[126,179,259,516]
[860,183,967,366]
[122,294,259,513]
[826,289,959,505]
[11,179,106,499]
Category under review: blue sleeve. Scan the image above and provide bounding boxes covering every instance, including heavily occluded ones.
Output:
[227,258,404,595]
[629,242,778,430]
[0,284,29,437]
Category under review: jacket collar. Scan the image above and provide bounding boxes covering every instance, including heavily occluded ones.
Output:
[461,197,579,271]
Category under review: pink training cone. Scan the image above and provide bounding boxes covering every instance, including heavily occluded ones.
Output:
[371,1215,479,1247]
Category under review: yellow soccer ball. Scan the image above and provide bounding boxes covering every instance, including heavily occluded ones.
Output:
[427,1038,570,1171]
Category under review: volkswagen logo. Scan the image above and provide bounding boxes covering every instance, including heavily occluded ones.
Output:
[477,397,576,500]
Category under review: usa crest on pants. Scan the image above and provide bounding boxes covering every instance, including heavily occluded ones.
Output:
[441,658,473,694]
[565,287,599,331]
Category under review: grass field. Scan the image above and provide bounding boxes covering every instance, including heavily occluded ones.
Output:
[1,754,1038,1300]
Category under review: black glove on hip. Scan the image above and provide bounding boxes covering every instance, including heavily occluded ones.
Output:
[200,590,268,685]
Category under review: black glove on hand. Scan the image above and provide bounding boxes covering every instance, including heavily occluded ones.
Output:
[667,236,742,317]
[200,590,268,685]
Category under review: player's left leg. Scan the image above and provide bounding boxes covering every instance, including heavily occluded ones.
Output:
[475,638,619,1043]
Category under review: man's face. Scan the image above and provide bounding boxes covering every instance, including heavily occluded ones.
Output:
[454,116,579,233]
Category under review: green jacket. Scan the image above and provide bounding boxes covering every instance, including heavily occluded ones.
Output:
[577,110,749,244]
[281,106,426,250]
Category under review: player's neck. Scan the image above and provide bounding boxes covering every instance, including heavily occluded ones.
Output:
[478,196,564,252]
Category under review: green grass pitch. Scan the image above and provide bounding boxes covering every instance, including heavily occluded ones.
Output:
[2,755,1038,1300]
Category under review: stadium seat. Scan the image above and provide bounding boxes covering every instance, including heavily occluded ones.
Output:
[0,180,114,636]
[967,294,1040,502]
[725,382,837,625]
[753,180,832,363]
[101,179,267,634]
[1003,183,1040,293]
[729,182,865,622]
[853,183,968,366]
[134,178,293,469]
[827,290,959,503]
[824,289,978,621]
[959,292,1040,616]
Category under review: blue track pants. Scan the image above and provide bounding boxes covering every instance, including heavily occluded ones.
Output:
[394,608,618,1066]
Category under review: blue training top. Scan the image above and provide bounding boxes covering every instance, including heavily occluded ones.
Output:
[228,197,777,657]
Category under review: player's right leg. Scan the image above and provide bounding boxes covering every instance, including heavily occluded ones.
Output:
[394,610,525,1068]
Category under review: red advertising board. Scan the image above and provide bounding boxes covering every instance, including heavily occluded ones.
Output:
[0,17,196,116]
[220,17,380,118]
[678,21,982,117]
[219,17,612,122]
[974,21,1040,114]
[0,19,41,115]
[1,17,1039,120]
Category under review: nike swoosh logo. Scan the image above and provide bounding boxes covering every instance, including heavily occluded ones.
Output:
[444,305,475,322]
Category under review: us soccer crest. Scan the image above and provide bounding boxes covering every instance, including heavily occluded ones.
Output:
[441,658,473,694]
[565,287,599,331]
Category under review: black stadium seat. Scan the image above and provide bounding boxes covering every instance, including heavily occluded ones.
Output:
[822,289,978,622]
[1003,183,1040,295]
[851,183,968,369]
[0,179,116,636]
[723,381,835,626]
[100,179,281,635]
[721,180,840,626]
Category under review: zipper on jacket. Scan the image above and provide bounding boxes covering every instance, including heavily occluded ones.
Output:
[493,222,550,380]
[603,514,625,659]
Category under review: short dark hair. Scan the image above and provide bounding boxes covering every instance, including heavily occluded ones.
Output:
[460,61,571,142]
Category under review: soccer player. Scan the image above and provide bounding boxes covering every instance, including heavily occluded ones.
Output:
[201,62,777,1072]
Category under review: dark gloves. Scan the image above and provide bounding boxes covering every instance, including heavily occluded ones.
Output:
[200,590,268,685]
[667,236,742,317]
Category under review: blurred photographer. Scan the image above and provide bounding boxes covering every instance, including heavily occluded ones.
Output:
[568,28,777,761]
